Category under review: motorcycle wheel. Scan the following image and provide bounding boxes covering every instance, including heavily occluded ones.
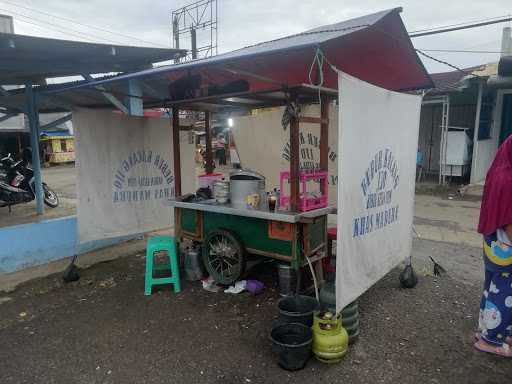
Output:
[43,185,59,208]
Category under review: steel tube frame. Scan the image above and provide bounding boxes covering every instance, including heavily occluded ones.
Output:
[25,83,45,215]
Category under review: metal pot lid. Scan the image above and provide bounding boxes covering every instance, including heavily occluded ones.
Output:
[229,169,265,180]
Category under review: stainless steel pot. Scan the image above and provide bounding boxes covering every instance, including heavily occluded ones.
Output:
[229,169,266,209]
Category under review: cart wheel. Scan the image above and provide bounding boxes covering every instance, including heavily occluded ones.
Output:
[202,229,246,285]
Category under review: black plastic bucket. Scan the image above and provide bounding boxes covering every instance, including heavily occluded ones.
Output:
[270,323,312,371]
[277,295,319,327]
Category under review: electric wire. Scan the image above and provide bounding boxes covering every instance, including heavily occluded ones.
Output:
[9,14,99,43]
[409,14,512,34]
[409,16,512,38]
[0,7,126,44]
[416,50,483,75]
[0,0,167,47]
[418,49,505,54]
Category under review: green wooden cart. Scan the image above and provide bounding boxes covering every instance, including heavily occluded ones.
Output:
[168,200,331,284]
[165,86,336,285]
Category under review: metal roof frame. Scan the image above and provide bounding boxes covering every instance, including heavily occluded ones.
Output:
[0,32,186,85]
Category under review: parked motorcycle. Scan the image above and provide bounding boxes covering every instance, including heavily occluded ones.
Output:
[0,152,59,210]
[0,153,15,181]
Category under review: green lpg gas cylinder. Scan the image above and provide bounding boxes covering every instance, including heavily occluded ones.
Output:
[311,311,348,363]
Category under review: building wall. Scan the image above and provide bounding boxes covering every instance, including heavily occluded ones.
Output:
[0,216,136,274]
[472,88,512,183]
[471,139,497,183]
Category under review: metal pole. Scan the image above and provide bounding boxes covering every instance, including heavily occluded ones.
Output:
[25,83,45,215]
[290,114,300,212]
[470,81,483,184]
[191,27,197,59]
[319,96,329,195]
[204,111,215,174]
[438,96,450,184]
[443,97,450,184]
[173,15,180,63]
[172,108,182,197]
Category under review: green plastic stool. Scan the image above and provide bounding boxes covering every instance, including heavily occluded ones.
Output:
[144,236,181,295]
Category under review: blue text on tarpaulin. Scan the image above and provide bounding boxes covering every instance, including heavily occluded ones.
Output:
[353,148,400,238]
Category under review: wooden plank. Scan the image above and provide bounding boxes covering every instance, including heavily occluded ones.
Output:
[320,96,329,194]
[174,207,182,240]
[268,221,294,241]
[290,114,300,212]
[245,247,293,262]
[204,111,215,174]
[299,116,329,124]
[172,108,182,197]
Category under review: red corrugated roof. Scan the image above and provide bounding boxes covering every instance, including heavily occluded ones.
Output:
[428,65,484,94]
[48,7,433,106]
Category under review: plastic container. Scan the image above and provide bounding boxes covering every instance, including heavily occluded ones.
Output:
[212,179,230,204]
[277,295,319,327]
[277,263,296,296]
[184,247,204,281]
[279,170,328,212]
[270,323,312,371]
[198,172,223,190]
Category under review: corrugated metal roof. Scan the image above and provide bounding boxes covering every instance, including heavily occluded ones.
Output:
[47,8,432,94]
[51,8,392,90]
[1,8,433,113]
[427,63,497,95]
[0,32,186,85]
[428,66,481,93]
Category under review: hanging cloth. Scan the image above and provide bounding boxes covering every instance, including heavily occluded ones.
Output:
[478,136,512,235]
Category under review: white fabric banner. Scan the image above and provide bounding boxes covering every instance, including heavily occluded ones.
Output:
[336,73,422,311]
[74,109,195,243]
[231,105,338,206]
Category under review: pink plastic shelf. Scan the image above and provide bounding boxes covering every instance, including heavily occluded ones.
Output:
[279,170,328,212]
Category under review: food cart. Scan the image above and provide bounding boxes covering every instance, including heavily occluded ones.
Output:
[43,8,432,288]
[166,86,336,284]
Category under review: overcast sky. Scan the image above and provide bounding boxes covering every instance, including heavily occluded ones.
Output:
[1,0,512,73]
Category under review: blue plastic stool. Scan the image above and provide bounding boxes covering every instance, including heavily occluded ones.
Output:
[144,236,181,295]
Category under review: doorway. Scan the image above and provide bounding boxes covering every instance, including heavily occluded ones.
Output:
[499,93,512,145]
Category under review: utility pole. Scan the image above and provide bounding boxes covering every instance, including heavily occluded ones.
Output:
[501,27,512,57]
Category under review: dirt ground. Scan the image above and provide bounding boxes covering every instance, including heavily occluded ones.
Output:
[1,237,511,384]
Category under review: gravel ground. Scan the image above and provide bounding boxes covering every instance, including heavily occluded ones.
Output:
[1,239,511,384]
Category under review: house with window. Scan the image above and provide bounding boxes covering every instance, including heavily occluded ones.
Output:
[418,55,512,184]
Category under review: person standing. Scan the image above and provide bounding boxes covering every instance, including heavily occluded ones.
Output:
[474,136,512,357]
[215,134,227,166]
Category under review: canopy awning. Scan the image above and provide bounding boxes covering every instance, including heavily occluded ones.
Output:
[0,32,186,85]
[4,8,432,113]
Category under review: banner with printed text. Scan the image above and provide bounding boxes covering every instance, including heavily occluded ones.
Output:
[74,109,195,243]
[231,104,338,204]
[336,73,422,311]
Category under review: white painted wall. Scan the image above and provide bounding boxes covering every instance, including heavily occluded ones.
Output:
[472,139,498,183]
[471,89,512,183]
